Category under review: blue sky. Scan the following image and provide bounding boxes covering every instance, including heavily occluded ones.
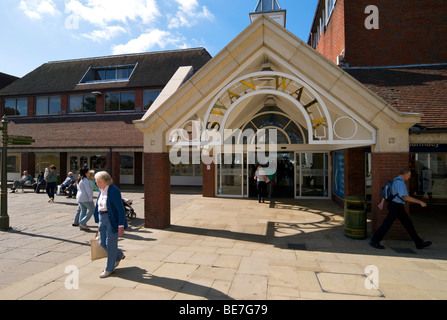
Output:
[0,0,319,78]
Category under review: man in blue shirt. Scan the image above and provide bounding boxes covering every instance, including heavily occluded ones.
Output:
[370,169,432,250]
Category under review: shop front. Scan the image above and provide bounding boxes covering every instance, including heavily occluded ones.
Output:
[135,16,421,231]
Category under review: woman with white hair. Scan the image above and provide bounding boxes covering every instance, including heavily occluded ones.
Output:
[93,171,128,278]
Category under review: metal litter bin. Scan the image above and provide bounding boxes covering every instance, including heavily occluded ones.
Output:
[344,196,367,240]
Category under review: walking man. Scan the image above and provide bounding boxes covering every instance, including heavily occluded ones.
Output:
[370,169,432,250]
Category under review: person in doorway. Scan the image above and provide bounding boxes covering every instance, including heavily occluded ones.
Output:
[76,168,95,231]
[94,171,127,278]
[254,164,267,203]
[370,169,432,250]
[45,165,58,202]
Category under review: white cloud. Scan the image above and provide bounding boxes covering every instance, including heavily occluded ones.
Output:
[168,0,214,29]
[112,29,184,55]
[65,0,160,27]
[19,0,59,19]
[82,25,128,42]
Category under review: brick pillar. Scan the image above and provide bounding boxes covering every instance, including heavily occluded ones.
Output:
[344,148,366,198]
[21,153,36,177]
[202,162,215,197]
[134,152,143,185]
[371,152,411,240]
[144,153,171,229]
[108,152,120,188]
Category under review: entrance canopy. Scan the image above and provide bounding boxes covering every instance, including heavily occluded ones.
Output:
[134,15,421,154]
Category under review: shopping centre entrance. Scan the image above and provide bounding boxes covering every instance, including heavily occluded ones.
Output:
[217,151,329,199]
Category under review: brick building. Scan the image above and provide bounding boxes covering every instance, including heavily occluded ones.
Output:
[308,0,447,237]
[0,48,212,185]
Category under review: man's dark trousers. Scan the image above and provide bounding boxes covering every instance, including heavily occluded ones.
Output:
[371,201,423,245]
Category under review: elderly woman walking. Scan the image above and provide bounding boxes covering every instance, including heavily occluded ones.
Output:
[76,168,95,231]
[94,171,127,278]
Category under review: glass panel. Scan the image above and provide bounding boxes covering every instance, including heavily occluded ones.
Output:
[70,157,79,174]
[120,155,134,176]
[7,155,19,173]
[94,69,105,81]
[35,97,48,115]
[69,95,83,113]
[217,153,243,197]
[37,154,60,173]
[414,153,447,201]
[143,90,162,110]
[90,155,106,171]
[16,98,27,116]
[4,99,16,116]
[80,156,88,169]
[120,92,135,111]
[49,96,61,115]
[251,113,290,130]
[301,153,328,197]
[284,122,304,144]
[105,69,116,80]
[275,153,294,197]
[105,92,120,112]
[83,94,96,113]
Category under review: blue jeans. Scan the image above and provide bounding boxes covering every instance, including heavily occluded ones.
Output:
[79,201,95,228]
[98,212,124,272]
[46,182,56,199]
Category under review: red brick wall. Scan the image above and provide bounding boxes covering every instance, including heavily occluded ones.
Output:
[344,0,447,67]
[315,0,346,65]
[144,153,171,229]
[371,152,411,240]
[344,148,366,198]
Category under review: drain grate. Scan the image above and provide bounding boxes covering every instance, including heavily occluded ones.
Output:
[287,243,307,250]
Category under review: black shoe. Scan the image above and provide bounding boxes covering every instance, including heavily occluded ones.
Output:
[369,241,385,249]
[416,241,432,249]
[72,224,79,227]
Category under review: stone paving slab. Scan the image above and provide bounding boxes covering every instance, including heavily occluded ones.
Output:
[0,188,447,300]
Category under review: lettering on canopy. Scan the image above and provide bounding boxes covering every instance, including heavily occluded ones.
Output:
[204,71,329,141]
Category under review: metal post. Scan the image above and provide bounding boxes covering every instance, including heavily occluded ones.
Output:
[0,116,9,231]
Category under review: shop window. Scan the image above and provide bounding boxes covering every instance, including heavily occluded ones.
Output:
[413,153,447,201]
[35,154,60,174]
[170,149,202,177]
[7,155,19,173]
[90,155,107,171]
[120,155,134,176]
[70,157,79,174]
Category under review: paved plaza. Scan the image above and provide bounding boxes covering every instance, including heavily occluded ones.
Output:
[0,187,446,300]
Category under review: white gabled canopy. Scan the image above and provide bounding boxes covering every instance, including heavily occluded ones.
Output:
[134,15,421,154]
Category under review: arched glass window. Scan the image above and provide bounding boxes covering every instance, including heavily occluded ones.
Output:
[242,112,306,144]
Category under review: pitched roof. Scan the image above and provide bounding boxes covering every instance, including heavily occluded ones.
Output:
[0,72,19,90]
[346,64,447,130]
[0,48,212,97]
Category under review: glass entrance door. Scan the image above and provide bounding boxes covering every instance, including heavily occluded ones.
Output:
[296,152,329,198]
[217,153,243,197]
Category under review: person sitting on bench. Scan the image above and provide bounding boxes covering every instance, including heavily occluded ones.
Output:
[11,171,34,193]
